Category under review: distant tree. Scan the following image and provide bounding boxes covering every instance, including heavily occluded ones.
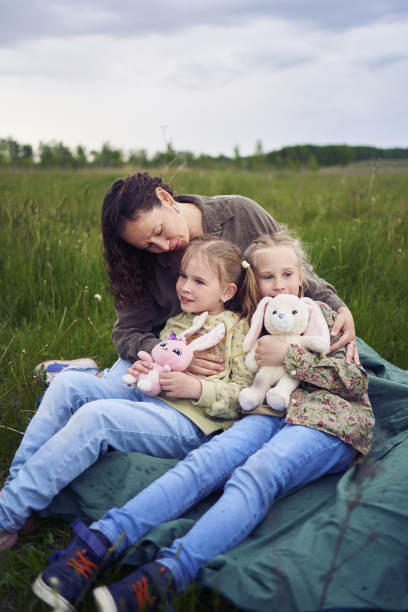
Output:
[165,140,177,164]
[1,136,408,170]
[249,139,267,169]
[233,145,242,168]
[338,145,353,166]
[176,150,195,166]
[90,142,124,167]
[0,139,8,165]
[21,144,33,160]
[8,138,21,164]
[195,153,215,169]
[38,141,76,168]
[75,145,88,168]
[127,148,149,166]
[0,137,34,165]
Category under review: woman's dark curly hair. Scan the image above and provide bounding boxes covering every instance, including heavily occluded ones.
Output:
[101,172,174,308]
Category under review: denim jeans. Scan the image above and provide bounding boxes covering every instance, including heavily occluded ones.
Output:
[0,360,210,532]
[93,415,354,592]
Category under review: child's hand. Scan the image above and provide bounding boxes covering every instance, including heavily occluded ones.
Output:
[159,371,202,399]
[255,336,289,367]
[128,358,154,377]
[187,350,224,377]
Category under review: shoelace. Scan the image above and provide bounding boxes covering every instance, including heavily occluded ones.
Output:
[65,548,98,579]
[131,576,156,610]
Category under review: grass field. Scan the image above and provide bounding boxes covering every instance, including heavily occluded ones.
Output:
[0,165,407,611]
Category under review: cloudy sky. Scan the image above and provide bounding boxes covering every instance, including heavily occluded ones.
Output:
[1,0,407,157]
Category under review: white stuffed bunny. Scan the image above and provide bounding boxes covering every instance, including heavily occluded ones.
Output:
[123,311,225,396]
[239,294,330,412]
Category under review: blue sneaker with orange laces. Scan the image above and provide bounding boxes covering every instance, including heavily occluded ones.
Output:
[32,519,114,611]
[92,561,176,612]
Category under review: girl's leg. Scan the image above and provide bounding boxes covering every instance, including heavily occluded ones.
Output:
[0,396,211,532]
[158,424,355,592]
[5,369,136,484]
[91,416,283,554]
[30,416,281,608]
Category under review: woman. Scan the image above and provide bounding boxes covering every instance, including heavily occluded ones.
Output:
[102,171,358,380]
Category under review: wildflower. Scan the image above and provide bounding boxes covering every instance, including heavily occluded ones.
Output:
[94,293,102,302]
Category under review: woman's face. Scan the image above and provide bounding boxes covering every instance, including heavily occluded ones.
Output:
[120,191,190,254]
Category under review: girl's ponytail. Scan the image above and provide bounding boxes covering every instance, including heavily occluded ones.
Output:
[237,262,260,321]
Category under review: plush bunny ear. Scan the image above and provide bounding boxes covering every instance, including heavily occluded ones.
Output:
[188,323,226,353]
[178,311,209,339]
[243,297,274,352]
[301,297,331,351]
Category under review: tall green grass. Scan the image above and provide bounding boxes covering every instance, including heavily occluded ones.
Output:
[0,166,407,611]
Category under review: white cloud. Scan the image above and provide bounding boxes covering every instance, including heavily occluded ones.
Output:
[1,6,408,156]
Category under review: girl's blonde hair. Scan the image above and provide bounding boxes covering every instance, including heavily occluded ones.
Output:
[181,236,245,312]
[240,227,309,320]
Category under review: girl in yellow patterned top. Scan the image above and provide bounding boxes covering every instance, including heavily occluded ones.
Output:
[0,237,252,554]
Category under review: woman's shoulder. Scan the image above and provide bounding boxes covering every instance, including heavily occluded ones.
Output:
[178,193,277,228]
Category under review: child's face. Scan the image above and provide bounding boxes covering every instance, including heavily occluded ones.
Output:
[176,255,234,315]
[253,245,302,298]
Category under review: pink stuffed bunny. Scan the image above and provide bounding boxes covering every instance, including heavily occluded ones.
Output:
[122,312,225,396]
[239,294,331,412]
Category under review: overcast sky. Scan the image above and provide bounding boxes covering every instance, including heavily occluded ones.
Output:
[1,0,407,157]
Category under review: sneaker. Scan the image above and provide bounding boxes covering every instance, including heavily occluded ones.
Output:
[32,519,114,611]
[35,358,99,385]
[93,562,176,612]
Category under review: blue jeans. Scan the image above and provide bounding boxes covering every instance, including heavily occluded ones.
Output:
[0,360,210,532]
[93,415,354,592]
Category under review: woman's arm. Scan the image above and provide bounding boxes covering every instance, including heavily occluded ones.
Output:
[328,306,359,364]
[111,299,161,362]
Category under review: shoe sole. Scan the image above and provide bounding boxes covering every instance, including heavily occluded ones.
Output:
[93,586,118,612]
[32,574,76,612]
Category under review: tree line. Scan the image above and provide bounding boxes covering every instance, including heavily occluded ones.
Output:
[1,137,407,170]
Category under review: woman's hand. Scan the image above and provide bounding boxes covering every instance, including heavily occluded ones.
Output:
[254,336,289,367]
[159,371,202,399]
[187,350,224,377]
[328,306,360,365]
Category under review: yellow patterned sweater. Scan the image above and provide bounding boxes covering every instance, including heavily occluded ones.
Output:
[156,310,252,435]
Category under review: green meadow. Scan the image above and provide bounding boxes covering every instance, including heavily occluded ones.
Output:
[0,165,407,610]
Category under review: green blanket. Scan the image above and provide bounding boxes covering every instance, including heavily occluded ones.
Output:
[42,339,408,611]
